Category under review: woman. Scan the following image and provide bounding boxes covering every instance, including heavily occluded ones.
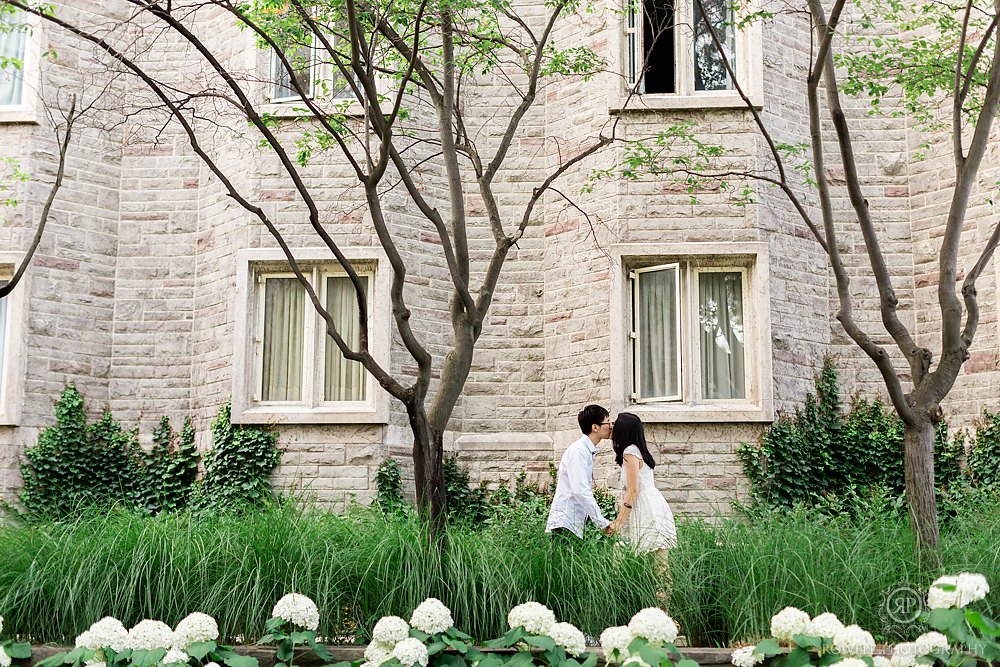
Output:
[608,413,677,552]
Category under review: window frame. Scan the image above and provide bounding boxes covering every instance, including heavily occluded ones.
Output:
[0,8,42,124]
[630,262,682,403]
[610,242,773,423]
[0,253,27,426]
[611,0,762,112]
[268,36,319,104]
[260,24,361,115]
[233,247,390,425]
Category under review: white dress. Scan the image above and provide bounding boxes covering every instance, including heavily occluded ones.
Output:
[619,445,677,552]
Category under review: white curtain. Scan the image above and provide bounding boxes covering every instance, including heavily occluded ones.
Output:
[261,278,305,401]
[636,267,679,399]
[0,11,26,106]
[271,43,312,100]
[0,291,7,392]
[324,276,366,401]
[698,272,745,399]
[693,0,735,91]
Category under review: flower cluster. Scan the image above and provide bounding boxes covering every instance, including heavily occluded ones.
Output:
[927,572,990,609]
[272,593,320,632]
[507,601,556,636]
[162,649,189,666]
[372,616,410,645]
[75,617,129,653]
[0,647,9,667]
[599,625,634,662]
[729,646,763,667]
[409,598,453,635]
[769,607,810,642]
[125,620,176,651]
[548,622,586,657]
[392,638,430,667]
[173,612,219,649]
[807,612,844,640]
[628,608,678,645]
[832,624,875,657]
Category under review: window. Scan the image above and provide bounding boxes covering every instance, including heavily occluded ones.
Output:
[625,0,743,95]
[232,248,390,424]
[0,9,27,107]
[266,17,353,103]
[611,243,773,422]
[0,256,26,426]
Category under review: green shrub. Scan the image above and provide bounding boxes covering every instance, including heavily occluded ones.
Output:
[443,455,491,525]
[195,404,280,510]
[967,410,1000,491]
[375,457,406,514]
[20,386,145,520]
[737,356,969,513]
[141,416,200,514]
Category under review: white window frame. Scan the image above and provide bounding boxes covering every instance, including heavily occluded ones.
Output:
[611,242,773,422]
[0,8,42,124]
[630,262,682,402]
[233,247,390,424]
[611,0,762,112]
[0,253,27,426]
[268,37,318,104]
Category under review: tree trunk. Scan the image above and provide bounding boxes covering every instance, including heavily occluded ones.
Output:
[408,402,447,541]
[903,419,941,569]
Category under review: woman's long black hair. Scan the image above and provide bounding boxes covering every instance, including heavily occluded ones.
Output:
[612,412,656,469]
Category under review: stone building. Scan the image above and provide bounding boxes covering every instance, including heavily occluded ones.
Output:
[0,0,997,513]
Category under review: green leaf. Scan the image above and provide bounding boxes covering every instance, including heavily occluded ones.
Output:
[524,636,556,652]
[784,647,812,667]
[506,651,535,667]
[6,643,32,660]
[306,638,332,662]
[35,652,71,667]
[791,634,822,650]
[676,660,699,667]
[476,655,503,667]
[290,632,313,644]
[427,641,448,656]
[187,642,216,660]
[223,655,259,667]
[581,652,598,667]
[276,643,294,662]
[754,640,782,657]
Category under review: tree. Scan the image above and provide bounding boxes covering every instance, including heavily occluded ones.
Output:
[0,0,616,535]
[625,0,1000,562]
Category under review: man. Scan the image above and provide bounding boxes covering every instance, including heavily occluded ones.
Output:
[545,404,615,538]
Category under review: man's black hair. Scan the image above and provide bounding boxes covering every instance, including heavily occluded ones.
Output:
[578,404,609,435]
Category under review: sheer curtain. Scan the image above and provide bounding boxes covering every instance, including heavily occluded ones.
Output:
[261,278,305,401]
[270,43,313,101]
[0,11,26,106]
[324,276,366,401]
[636,267,679,399]
[693,0,735,91]
[698,272,745,399]
[0,292,7,394]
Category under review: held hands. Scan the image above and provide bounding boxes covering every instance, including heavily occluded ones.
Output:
[603,524,616,537]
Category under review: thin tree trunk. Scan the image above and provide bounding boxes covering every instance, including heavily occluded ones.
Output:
[903,419,941,569]
[408,402,447,541]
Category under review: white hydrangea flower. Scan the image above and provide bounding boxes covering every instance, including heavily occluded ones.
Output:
[808,613,845,639]
[889,643,918,667]
[80,617,129,652]
[272,593,320,631]
[548,622,586,657]
[391,638,429,667]
[769,607,811,642]
[927,573,990,609]
[914,632,949,656]
[872,657,891,667]
[372,616,410,645]
[833,625,875,657]
[204,663,220,667]
[360,662,379,667]
[163,649,189,666]
[85,662,107,667]
[173,613,219,648]
[126,620,175,651]
[628,608,678,645]
[599,626,634,661]
[829,659,868,667]
[507,602,556,636]
[730,646,763,667]
[364,641,394,665]
[410,598,453,635]
[0,616,3,634]
[0,647,10,667]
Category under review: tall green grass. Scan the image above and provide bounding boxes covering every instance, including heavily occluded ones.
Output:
[0,503,659,644]
[668,495,1000,646]
[0,498,996,647]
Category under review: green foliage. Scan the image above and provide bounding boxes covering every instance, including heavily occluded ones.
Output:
[141,416,200,514]
[20,386,145,520]
[443,454,491,525]
[375,457,407,514]
[967,410,1000,492]
[737,357,969,514]
[0,156,28,208]
[195,404,281,510]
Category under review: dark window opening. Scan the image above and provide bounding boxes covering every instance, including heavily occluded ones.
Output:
[641,0,675,94]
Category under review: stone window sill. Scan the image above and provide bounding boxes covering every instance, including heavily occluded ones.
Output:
[609,93,761,114]
[233,405,388,425]
[625,402,773,423]
[260,100,365,119]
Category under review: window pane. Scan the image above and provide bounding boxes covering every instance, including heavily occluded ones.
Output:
[641,0,676,93]
[693,0,735,91]
[0,288,7,395]
[324,276,367,401]
[699,272,745,399]
[261,278,305,401]
[0,10,27,106]
[636,267,679,399]
[271,43,313,101]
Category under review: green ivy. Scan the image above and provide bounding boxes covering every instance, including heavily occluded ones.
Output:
[141,416,200,514]
[374,457,406,514]
[20,386,145,520]
[737,356,970,515]
[967,410,1000,492]
[443,454,490,525]
[194,404,281,510]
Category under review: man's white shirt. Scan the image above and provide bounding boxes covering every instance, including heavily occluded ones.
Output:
[545,434,610,537]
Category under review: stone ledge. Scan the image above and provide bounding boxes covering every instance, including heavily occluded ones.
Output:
[453,433,554,452]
